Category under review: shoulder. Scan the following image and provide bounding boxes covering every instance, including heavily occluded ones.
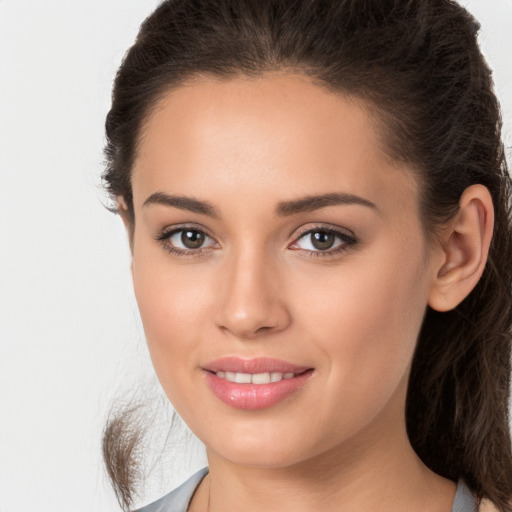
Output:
[453,481,501,512]
[134,467,209,512]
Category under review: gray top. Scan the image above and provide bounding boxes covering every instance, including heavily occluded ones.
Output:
[136,467,477,512]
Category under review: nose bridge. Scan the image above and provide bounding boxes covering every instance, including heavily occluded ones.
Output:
[215,242,289,338]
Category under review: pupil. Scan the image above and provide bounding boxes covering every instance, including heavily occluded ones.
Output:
[181,230,205,249]
[312,231,335,250]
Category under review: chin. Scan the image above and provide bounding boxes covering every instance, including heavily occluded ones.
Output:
[201,422,329,469]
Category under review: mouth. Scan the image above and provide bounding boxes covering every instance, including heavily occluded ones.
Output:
[213,369,308,384]
[202,357,315,410]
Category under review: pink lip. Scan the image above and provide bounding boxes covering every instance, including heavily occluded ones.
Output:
[202,357,314,411]
[203,356,310,374]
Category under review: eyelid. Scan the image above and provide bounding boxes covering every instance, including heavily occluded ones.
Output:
[291,223,356,241]
[288,224,358,256]
[155,224,218,256]
[155,223,215,241]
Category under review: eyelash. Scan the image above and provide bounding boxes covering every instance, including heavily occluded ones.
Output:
[290,226,357,259]
[155,224,357,259]
[155,225,217,258]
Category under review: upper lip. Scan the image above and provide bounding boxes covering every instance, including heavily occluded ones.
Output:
[203,356,311,374]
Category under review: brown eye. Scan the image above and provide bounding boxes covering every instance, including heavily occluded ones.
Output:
[310,231,336,250]
[181,229,205,249]
[159,227,216,254]
[290,227,356,256]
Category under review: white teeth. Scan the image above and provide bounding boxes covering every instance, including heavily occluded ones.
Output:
[270,372,283,382]
[216,371,296,384]
[235,372,252,384]
[251,372,271,384]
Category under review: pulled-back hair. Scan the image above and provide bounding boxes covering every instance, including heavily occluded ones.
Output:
[102,0,512,510]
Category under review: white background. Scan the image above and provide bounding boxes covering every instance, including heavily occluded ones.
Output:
[0,1,510,510]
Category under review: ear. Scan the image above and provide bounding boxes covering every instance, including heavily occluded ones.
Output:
[117,196,131,231]
[117,196,135,259]
[428,184,494,312]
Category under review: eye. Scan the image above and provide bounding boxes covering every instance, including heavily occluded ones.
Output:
[156,226,217,255]
[290,227,356,256]
[171,229,208,249]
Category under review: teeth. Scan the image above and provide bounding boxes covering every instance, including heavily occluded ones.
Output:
[216,371,297,384]
[251,372,271,384]
[235,372,252,384]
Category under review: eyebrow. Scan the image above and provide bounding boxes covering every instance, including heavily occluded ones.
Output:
[142,191,377,218]
[143,192,220,218]
[275,192,377,216]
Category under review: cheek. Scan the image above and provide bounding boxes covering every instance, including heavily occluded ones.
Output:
[292,240,430,411]
[131,242,216,387]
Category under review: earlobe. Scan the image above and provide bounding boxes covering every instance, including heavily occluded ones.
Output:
[428,184,494,312]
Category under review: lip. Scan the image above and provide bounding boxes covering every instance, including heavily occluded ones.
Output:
[202,357,314,410]
[203,356,310,374]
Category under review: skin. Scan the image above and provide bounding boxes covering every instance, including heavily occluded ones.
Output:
[121,73,494,511]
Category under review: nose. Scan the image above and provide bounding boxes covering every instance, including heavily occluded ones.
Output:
[214,247,291,339]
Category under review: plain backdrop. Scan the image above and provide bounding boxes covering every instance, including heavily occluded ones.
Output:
[0,1,510,510]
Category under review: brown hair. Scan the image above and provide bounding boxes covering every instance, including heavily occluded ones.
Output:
[102,0,512,510]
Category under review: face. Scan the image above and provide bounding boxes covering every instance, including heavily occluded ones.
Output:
[128,73,437,468]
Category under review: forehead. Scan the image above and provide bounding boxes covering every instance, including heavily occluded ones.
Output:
[132,73,419,217]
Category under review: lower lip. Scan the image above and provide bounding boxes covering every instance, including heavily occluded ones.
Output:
[204,370,314,410]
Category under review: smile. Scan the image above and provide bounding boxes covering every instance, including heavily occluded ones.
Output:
[215,371,297,384]
[203,357,314,410]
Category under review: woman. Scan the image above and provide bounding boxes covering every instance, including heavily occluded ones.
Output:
[102,0,512,511]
